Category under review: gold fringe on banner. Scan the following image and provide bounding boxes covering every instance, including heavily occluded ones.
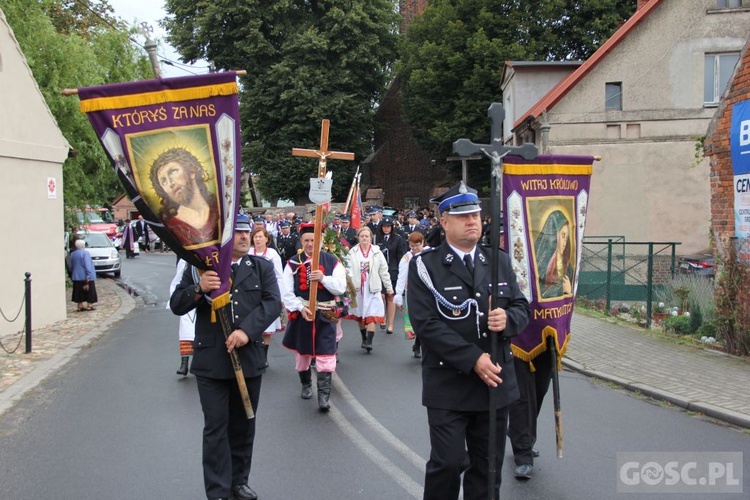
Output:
[503,164,593,176]
[210,291,231,323]
[79,82,239,113]
[511,326,570,372]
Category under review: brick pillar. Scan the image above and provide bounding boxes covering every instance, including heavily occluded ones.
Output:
[400,0,429,34]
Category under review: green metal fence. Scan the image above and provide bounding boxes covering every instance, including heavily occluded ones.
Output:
[577,237,680,328]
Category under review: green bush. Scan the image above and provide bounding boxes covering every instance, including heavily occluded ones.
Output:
[696,320,716,338]
[664,315,692,335]
[689,302,703,334]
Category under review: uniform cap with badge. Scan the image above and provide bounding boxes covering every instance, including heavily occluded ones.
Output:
[235,213,252,232]
[430,181,481,215]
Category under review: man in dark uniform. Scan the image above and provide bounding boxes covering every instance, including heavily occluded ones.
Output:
[407,182,530,500]
[339,215,358,247]
[170,213,282,500]
[425,216,444,248]
[135,215,150,251]
[366,206,383,239]
[276,220,299,269]
[404,211,426,236]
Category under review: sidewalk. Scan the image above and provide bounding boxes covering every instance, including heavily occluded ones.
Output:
[1,282,748,429]
[564,313,750,429]
[0,278,136,417]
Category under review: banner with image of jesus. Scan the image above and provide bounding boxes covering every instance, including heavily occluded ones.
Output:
[77,72,242,309]
[502,155,594,366]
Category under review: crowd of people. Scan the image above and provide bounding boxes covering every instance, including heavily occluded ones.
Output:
[164,186,548,500]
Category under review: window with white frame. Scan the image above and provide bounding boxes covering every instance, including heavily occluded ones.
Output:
[704,53,740,105]
[605,82,622,110]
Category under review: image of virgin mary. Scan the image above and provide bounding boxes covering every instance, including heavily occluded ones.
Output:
[534,210,574,299]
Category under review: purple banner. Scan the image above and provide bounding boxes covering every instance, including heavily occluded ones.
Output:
[502,155,594,364]
[78,73,242,309]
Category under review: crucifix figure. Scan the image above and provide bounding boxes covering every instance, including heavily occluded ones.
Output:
[452,103,539,500]
[292,119,354,319]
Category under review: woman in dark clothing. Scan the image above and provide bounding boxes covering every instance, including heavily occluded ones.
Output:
[376,217,407,334]
[69,239,98,311]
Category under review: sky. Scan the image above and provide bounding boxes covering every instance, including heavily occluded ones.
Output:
[107,0,208,78]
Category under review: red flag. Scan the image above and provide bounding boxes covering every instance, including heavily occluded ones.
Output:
[350,185,362,229]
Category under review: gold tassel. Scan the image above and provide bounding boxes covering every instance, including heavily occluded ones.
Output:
[209,291,231,323]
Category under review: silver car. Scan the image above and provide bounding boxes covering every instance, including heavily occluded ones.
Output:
[79,230,122,277]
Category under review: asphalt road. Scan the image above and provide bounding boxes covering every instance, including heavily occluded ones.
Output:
[0,252,748,499]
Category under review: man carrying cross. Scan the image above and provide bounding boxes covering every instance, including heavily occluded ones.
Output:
[281,120,353,411]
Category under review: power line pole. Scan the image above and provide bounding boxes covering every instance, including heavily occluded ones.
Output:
[139,22,162,78]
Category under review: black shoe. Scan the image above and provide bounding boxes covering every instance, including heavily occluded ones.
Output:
[412,344,421,358]
[379,322,386,330]
[514,464,533,480]
[532,448,540,457]
[232,483,258,500]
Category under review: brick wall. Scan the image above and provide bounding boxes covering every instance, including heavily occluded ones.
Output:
[705,39,750,255]
[369,1,453,210]
[370,78,449,210]
[400,0,429,34]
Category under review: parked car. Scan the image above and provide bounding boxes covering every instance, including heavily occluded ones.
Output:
[75,230,122,278]
[678,254,714,278]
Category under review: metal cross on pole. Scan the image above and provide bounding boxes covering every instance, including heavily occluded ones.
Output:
[452,103,538,500]
[292,119,354,319]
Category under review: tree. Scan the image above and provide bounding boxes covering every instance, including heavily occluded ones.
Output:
[163,0,400,203]
[399,0,634,181]
[3,0,152,216]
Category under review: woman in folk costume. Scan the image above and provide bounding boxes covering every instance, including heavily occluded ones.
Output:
[248,225,284,365]
[168,258,195,377]
[394,231,430,358]
[345,226,393,353]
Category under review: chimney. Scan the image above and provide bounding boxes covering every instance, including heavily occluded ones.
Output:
[400,0,429,34]
[637,0,651,9]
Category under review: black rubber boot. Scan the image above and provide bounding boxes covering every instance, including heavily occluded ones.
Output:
[299,369,313,400]
[360,329,367,349]
[412,342,422,358]
[317,371,332,411]
[365,331,374,353]
[176,356,189,376]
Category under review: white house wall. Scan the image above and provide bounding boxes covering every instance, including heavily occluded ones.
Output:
[539,0,750,254]
[0,9,69,337]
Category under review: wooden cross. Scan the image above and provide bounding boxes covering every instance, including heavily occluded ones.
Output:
[292,119,354,319]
